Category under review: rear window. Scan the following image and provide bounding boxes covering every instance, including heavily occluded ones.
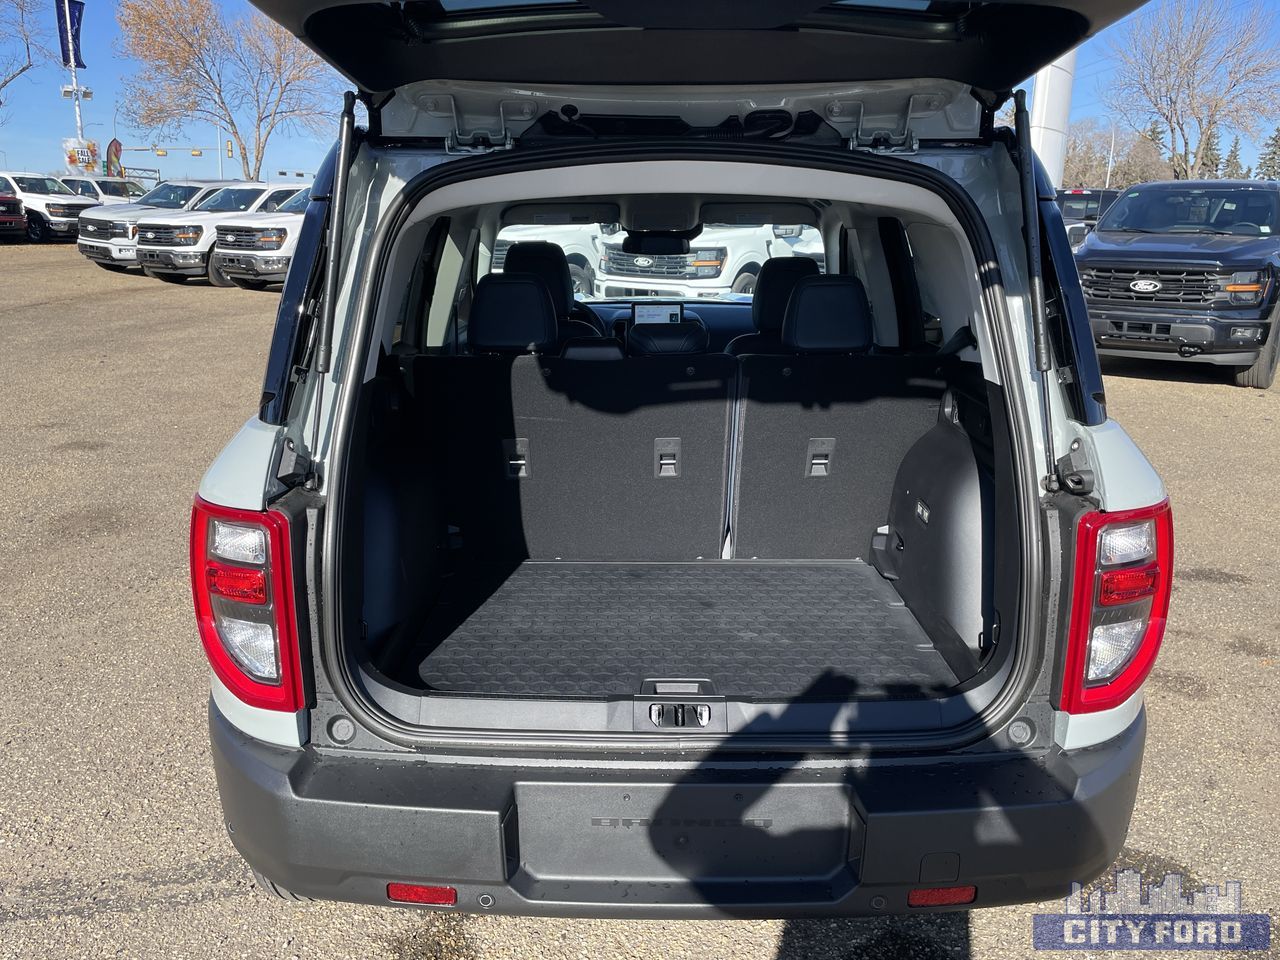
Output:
[491,223,825,302]
[1097,185,1280,236]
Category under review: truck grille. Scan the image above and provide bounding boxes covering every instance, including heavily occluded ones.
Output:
[1080,266,1227,306]
[0,199,20,216]
[79,217,127,240]
[137,224,194,246]
[491,240,510,271]
[216,226,265,250]
[602,245,695,279]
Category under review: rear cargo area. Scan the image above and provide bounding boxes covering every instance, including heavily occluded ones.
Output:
[411,560,958,700]
[351,346,1005,709]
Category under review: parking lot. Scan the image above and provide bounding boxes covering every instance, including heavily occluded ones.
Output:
[0,242,1276,959]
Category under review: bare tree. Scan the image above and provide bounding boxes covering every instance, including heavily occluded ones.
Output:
[1062,118,1173,190]
[116,0,337,179]
[1102,0,1280,179]
[0,0,48,119]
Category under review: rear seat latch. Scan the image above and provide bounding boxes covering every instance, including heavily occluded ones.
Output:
[654,438,681,478]
[649,703,711,728]
[806,438,835,478]
[504,438,529,479]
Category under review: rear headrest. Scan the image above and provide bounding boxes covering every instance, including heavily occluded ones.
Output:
[502,241,573,317]
[781,275,874,353]
[752,256,821,333]
[627,320,710,356]
[561,337,625,361]
[468,273,559,354]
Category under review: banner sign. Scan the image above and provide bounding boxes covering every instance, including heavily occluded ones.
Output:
[63,138,99,175]
[55,0,87,69]
[105,139,124,178]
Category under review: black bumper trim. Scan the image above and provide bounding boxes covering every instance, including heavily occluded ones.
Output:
[210,703,1145,918]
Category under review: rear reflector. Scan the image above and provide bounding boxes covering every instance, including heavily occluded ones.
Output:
[1099,563,1159,606]
[206,560,268,604]
[908,885,977,907]
[387,883,458,906]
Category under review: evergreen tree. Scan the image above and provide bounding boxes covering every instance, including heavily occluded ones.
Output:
[1196,127,1222,179]
[1222,137,1246,179]
[1257,127,1280,181]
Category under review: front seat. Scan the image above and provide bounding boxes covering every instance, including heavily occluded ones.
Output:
[466,273,560,355]
[725,256,821,355]
[502,241,606,337]
[780,275,875,354]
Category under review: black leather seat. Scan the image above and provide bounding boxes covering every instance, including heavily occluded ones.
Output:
[627,320,710,356]
[503,241,606,337]
[781,274,875,354]
[467,273,560,354]
[726,256,821,355]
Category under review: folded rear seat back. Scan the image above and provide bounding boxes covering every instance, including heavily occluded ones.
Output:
[415,273,734,562]
[731,275,949,560]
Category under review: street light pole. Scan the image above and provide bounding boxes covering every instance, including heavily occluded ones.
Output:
[62,0,84,140]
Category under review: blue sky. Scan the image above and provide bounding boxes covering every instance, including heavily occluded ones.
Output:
[0,0,333,177]
[0,1,1271,176]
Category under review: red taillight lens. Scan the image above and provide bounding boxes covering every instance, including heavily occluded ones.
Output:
[190,497,304,712]
[206,560,268,604]
[386,883,458,906]
[1099,564,1159,606]
[908,885,977,907]
[1060,500,1173,715]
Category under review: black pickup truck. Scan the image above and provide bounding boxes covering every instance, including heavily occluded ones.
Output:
[1075,179,1280,388]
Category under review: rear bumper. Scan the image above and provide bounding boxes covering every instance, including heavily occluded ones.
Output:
[210,702,1146,918]
[211,251,292,282]
[139,247,208,275]
[1088,302,1272,365]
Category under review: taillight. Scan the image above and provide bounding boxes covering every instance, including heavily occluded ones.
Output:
[1060,500,1173,714]
[190,497,304,712]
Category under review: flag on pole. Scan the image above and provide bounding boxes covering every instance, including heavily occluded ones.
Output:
[55,0,87,69]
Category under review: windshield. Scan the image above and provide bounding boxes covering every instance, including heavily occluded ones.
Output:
[15,177,74,196]
[1096,185,1280,237]
[95,180,133,198]
[277,188,311,214]
[137,183,201,209]
[491,223,825,302]
[196,187,265,213]
[126,181,146,197]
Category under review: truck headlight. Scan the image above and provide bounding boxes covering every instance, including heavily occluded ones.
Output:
[1221,270,1268,305]
[255,229,287,250]
[690,247,726,278]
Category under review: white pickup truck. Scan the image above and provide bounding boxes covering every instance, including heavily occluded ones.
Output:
[77,179,242,271]
[60,176,147,206]
[594,223,791,299]
[136,183,302,285]
[209,187,311,290]
[0,172,97,242]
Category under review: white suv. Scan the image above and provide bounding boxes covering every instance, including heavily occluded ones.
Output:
[195,0,1171,920]
[209,187,312,289]
[0,173,96,241]
[136,183,301,285]
[59,176,147,206]
[77,179,242,271]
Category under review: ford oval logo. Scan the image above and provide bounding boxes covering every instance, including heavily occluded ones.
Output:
[144,231,155,239]
[1130,279,1162,293]
[633,256,654,267]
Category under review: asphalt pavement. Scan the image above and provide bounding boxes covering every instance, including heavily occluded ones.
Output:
[0,243,1275,959]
